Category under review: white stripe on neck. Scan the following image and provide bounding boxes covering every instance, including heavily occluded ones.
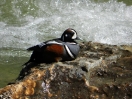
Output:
[64,45,75,59]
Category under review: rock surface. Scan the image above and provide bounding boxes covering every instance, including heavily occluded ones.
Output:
[0,42,132,99]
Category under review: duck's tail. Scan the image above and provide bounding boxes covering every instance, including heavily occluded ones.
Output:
[17,62,38,80]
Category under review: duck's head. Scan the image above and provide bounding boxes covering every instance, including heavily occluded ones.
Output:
[61,28,81,42]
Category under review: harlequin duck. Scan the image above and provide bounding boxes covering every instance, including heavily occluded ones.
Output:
[24,28,81,65]
[17,28,81,80]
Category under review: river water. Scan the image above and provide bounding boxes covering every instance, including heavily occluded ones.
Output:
[0,0,132,88]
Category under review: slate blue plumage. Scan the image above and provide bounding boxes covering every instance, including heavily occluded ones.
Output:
[24,28,80,64]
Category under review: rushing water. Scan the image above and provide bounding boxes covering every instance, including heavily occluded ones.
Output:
[0,0,132,88]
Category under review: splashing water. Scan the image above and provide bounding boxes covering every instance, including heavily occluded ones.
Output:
[0,0,132,49]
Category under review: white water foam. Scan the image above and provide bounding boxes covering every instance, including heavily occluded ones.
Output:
[0,0,132,49]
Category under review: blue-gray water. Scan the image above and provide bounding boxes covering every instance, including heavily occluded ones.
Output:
[0,0,132,88]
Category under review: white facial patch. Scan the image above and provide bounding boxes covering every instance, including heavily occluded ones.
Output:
[65,34,68,37]
[71,30,77,39]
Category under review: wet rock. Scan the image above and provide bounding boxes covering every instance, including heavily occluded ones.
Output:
[0,42,132,99]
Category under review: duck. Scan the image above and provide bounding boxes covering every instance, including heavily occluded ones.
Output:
[17,28,81,80]
[24,28,81,65]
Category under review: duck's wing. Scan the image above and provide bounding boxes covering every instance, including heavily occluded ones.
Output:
[27,42,46,51]
[27,38,62,51]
